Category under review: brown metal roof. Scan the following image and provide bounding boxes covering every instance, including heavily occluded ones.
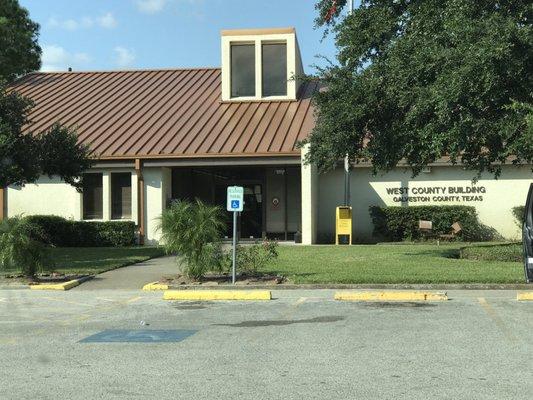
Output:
[10,68,317,160]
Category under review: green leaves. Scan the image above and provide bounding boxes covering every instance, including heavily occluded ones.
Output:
[0,3,90,189]
[0,0,41,82]
[158,199,226,279]
[0,216,52,277]
[0,86,93,189]
[308,0,533,177]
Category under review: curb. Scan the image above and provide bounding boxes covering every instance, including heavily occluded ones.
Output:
[517,292,533,301]
[334,291,448,302]
[163,290,272,301]
[29,276,93,291]
[142,282,170,291]
[163,283,531,291]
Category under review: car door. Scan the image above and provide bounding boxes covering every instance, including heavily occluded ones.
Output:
[522,183,533,283]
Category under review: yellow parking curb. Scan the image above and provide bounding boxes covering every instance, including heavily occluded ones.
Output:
[29,279,80,291]
[334,291,448,302]
[517,292,533,301]
[163,290,272,301]
[142,282,169,291]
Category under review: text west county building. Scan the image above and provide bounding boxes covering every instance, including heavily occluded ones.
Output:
[1,28,531,244]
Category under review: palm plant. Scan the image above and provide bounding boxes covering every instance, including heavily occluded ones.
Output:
[0,217,52,277]
[158,199,226,279]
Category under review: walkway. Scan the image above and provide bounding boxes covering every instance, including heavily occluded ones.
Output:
[75,256,176,290]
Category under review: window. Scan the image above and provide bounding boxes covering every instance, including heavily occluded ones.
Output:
[83,173,103,220]
[262,43,287,97]
[111,173,132,220]
[231,43,255,97]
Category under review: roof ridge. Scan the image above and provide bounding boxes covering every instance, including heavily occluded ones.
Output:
[26,67,221,75]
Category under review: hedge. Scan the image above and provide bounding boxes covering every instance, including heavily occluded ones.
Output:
[25,215,136,247]
[369,205,499,242]
[460,243,522,262]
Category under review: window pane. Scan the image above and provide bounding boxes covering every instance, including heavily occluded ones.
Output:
[111,173,132,220]
[262,43,287,97]
[231,44,255,97]
[83,173,103,220]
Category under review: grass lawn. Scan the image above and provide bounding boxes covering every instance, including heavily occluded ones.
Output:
[0,246,165,277]
[261,243,524,284]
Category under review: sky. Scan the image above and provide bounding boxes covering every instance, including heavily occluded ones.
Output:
[19,0,339,75]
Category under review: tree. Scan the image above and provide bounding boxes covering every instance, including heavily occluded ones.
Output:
[0,0,41,82]
[0,0,92,190]
[307,0,533,177]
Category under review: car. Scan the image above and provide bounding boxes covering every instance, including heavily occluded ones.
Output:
[522,183,533,283]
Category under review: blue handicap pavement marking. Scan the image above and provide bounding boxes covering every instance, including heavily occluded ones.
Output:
[79,329,198,343]
[231,200,240,209]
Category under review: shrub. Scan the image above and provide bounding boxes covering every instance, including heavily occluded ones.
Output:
[0,217,53,277]
[24,215,135,247]
[512,205,525,229]
[158,199,225,279]
[369,205,498,242]
[460,243,522,262]
[236,240,279,274]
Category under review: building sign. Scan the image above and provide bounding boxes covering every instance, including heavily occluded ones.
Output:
[385,185,486,203]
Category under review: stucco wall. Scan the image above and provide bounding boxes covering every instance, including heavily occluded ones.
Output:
[144,167,171,245]
[6,169,138,223]
[318,165,533,242]
[7,176,82,220]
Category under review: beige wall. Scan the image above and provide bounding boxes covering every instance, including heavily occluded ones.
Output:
[317,165,533,242]
[7,176,82,220]
[6,168,138,223]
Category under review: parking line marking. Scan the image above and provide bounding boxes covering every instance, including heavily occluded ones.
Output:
[293,297,307,307]
[126,296,142,304]
[477,297,518,344]
[42,297,93,307]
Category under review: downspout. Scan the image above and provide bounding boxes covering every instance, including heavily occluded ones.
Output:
[135,159,145,245]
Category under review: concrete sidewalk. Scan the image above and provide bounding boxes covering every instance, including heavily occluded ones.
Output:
[75,256,176,290]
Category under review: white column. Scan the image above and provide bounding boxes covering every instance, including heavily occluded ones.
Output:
[102,172,111,220]
[301,144,318,244]
[143,167,172,244]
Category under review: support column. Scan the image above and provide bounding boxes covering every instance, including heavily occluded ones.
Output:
[0,187,4,220]
[135,159,145,245]
[301,144,318,244]
[143,167,171,245]
[102,172,111,221]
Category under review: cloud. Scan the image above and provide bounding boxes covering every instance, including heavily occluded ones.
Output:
[41,44,91,72]
[97,12,117,29]
[114,47,136,68]
[47,13,117,30]
[136,0,168,14]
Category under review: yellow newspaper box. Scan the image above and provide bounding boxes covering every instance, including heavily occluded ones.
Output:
[335,206,352,245]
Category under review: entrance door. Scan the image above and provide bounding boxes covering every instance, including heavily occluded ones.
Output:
[522,183,533,283]
[215,184,263,239]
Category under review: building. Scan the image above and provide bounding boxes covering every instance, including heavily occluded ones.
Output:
[1,28,531,243]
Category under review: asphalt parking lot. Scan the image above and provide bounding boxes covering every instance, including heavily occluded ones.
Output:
[0,289,532,400]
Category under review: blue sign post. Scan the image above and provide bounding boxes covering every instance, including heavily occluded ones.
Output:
[227,186,244,284]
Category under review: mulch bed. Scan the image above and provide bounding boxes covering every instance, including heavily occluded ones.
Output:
[159,272,286,286]
[1,272,89,284]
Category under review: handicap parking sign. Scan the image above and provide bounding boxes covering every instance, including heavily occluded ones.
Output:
[227,186,244,212]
